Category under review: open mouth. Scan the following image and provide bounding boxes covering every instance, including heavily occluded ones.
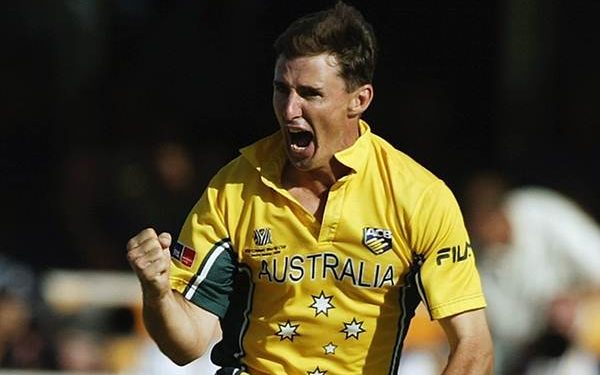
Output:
[289,129,314,149]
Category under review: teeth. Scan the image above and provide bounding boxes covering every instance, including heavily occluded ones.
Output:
[289,128,303,133]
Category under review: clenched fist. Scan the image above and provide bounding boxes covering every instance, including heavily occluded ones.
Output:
[126,228,173,300]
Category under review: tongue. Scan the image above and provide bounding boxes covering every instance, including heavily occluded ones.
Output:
[291,131,313,148]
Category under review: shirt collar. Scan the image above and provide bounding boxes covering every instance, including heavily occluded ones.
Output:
[240,132,286,183]
[334,119,372,174]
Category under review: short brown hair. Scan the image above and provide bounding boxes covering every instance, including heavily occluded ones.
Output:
[274,2,377,91]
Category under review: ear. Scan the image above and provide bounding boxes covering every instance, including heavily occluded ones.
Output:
[347,84,374,117]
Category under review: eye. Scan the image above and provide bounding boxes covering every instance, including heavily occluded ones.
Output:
[298,87,322,99]
[273,82,289,95]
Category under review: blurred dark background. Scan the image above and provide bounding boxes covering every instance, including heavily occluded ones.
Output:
[2,0,599,271]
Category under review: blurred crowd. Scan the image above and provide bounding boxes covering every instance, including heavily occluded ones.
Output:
[2,0,600,374]
[0,138,231,372]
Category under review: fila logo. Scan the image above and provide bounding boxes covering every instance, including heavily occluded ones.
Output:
[253,228,272,246]
[362,227,392,255]
[436,242,472,266]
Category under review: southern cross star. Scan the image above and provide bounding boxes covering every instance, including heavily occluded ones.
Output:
[323,341,337,355]
[307,366,327,375]
[310,291,335,316]
[276,320,300,341]
[341,317,366,339]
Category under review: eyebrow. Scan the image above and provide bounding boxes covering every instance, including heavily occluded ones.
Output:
[272,80,324,92]
[272,80,288,88]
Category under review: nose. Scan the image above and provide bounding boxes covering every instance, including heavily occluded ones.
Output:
[282,91,302,122]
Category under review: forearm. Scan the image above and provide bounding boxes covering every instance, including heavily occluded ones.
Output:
[143,289,218,365]
[127,229,220,364]
[439,309,494,375]
[442,338,494,375]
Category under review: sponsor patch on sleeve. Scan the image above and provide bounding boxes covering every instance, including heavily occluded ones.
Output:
[172,242,196,267]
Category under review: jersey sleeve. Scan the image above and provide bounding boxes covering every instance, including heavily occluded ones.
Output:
[169,184,236,319]
[409,180,486,320]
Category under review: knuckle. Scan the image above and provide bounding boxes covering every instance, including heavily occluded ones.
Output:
[126,251,141,265]
[144,236,161,248]
[133,255,148,268]
[126,237,137,251]
[136,240,155,255]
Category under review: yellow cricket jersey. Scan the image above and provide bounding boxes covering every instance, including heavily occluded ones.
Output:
[169,120,486,375]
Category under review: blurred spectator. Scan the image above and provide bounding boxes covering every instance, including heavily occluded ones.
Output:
[0,254,57,368]
[130,139,203,236]
[60,148,120,269]
[54,328,106,371]
[59,136,230,270]
[52,305,138,371]
[464,172,600,375]
[112,137,231,245]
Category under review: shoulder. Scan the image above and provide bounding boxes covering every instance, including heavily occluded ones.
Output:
[369,132,440,186]
[205,133,284,208]
[207,155,254,191]
[367,132,447,210]
[210,132,282,187]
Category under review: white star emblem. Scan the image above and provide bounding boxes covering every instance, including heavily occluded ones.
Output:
[307,367,327,375]
[310,291,335,316]
[276,320,300,341]
[341,317,366,340]
[323,342,337,355]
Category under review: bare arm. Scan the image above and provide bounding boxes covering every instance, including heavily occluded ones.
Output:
[127,228,220,365]
[438,308,494,375]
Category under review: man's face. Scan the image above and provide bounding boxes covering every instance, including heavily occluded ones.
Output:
[272,54,359,172]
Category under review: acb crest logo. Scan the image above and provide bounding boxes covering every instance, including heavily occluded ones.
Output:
[362,227,392,255]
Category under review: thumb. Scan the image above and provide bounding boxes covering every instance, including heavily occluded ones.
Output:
[158,232,172,249]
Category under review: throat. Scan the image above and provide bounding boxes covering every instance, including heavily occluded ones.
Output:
[282,165,332,222]
[288,186,328,223]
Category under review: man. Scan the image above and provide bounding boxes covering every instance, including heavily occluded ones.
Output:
[464,172,600,374]
[127,3,493,374]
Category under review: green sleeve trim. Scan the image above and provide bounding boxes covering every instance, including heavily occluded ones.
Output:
[183,242,237,319]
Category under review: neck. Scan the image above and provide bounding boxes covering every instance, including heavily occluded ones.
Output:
[282,159,350,194]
